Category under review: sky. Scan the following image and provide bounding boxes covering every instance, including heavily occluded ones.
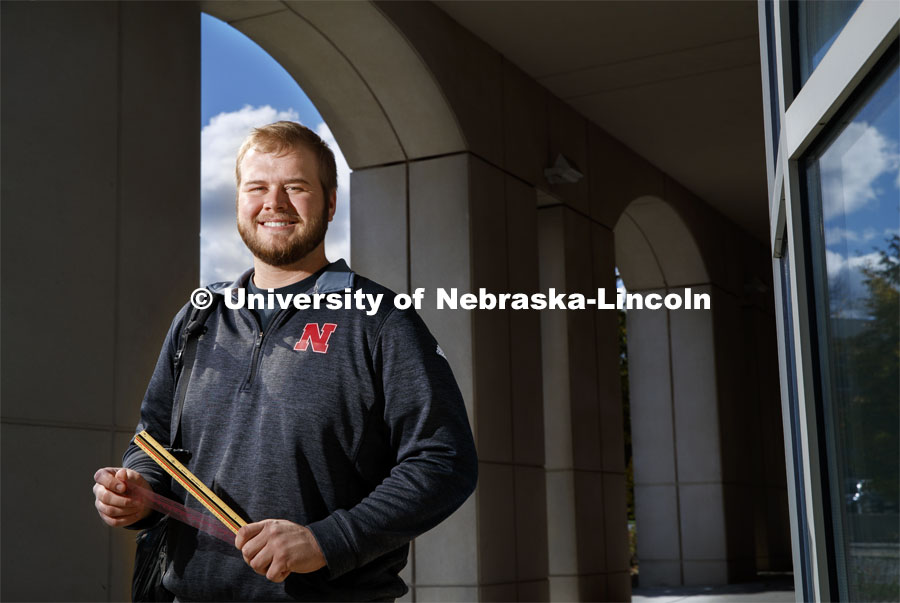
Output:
[200,13,350,285]
[819,66,900,319]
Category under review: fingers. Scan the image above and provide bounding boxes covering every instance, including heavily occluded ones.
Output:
[237,521,269,561]
[266,561,290,583]
[236,521,292,582]
[115,467,149,492]
[93,485,137,514]
[248,543,275,576]
[95,503,144,527]
[92,482,138,510]
[235,521,266,550]
[93,467,151,528]
[238,522,275,577]
[93,488,144,527]
[94,467,126,493]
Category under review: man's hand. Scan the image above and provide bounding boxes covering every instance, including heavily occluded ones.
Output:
[235,519,326,582]
[93,467,152,528]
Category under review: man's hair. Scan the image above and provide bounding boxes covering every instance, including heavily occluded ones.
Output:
[235,121,338,198]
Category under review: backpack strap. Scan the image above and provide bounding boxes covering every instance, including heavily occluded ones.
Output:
[170,297,219,448]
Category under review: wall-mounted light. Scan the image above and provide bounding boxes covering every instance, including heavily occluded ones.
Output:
[544,153,583,184]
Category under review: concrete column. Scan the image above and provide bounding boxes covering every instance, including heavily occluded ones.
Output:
[627,297,681,586]
[1,2,200,601]
[670,287,730,584]
[353,154,550,601]
[538,205,631,602]
[629,286,731,586]
[350,163,408,294]
[629,284,774,586]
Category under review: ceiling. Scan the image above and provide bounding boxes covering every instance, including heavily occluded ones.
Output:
[433,0,769,241]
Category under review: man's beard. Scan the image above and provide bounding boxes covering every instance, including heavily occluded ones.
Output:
[237,203,329,267]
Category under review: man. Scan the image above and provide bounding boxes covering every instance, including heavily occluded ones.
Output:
[92,121,478,601]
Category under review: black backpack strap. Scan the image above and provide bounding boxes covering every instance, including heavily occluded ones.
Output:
[170,297,219,448]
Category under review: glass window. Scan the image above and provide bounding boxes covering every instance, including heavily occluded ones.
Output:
[795,0,862,86]
[804,56,899,601]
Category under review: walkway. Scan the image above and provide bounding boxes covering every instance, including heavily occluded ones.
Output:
[631,576,795,603]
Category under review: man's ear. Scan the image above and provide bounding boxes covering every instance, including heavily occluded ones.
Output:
[327,189,337,222]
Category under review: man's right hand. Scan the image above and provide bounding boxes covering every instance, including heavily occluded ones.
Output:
[93,467,153,527]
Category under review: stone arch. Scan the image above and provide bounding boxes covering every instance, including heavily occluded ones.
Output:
[202,2,466,169]
[614,195,708,291]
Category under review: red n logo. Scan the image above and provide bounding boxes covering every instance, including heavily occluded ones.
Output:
[294,323,337,353]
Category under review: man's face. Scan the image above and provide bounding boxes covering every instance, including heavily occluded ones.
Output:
[236,146,336,267]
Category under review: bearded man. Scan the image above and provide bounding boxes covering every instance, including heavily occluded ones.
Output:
[91,121,478,602]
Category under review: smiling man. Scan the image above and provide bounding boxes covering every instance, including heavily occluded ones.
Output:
[92,121,478,602]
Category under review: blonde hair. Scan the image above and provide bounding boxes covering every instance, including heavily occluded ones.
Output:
[235,121,338,197]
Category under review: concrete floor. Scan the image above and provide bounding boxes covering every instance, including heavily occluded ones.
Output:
[631,577,796,603]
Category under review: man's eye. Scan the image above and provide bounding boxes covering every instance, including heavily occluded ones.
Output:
[286,186,307,193]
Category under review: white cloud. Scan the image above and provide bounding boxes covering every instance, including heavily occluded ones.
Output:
[819,121,900,220]
[825,227,859,243]
[824,248,884,318]
[825,226,881,244]
[825,249,881,280]
[199,106,351,284]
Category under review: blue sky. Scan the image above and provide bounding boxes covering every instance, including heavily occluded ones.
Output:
[200,13,350,284]
[820,66,900,318]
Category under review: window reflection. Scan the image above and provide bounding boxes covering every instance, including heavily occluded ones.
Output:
[796,0,862,86]
[805,59,899,602]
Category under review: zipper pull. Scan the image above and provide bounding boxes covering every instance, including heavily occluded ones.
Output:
[256,331,264,347]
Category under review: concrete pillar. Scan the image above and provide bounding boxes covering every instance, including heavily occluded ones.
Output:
[670,287,730,584]
[352,154,550,601]
[629,284,773,586]
[627,298,682,586]
[0,2,200,600]
[538,205,631,601]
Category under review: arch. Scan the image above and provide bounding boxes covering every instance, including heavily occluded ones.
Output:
[614,195,708,292]
[202,1,466,169]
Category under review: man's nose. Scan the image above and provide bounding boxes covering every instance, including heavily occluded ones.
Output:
[263,187,290,211]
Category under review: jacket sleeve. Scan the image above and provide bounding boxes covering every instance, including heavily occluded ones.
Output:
[121,304,191,520]
[306,308,479,579]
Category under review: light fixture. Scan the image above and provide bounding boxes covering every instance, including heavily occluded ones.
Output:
[544,153,583,184]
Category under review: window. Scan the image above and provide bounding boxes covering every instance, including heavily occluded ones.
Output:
[794,0,862,86]
[804,55,899,602]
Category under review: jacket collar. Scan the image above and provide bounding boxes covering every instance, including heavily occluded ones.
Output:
[207,259,354,299]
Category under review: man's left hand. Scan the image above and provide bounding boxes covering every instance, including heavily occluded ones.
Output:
[235,519,327,582]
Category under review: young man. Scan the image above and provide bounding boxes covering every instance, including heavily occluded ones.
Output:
[92,121,478,601]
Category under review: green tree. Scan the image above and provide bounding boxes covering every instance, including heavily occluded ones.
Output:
[847,234,899,509]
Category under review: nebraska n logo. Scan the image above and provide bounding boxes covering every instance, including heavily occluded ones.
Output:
[294,323,337,354]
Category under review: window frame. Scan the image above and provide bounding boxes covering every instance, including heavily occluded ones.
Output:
[758,1,900,601]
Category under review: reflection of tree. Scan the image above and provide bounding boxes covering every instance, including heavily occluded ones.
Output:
[828,265,856,317]
[841,234,899,510]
